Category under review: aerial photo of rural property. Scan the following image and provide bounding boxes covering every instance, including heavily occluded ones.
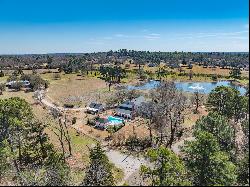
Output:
[0,0,249,186]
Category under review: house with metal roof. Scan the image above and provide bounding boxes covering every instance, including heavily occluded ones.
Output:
[86,102,105,114]
[115,96,145,119]
[5,80,30,89]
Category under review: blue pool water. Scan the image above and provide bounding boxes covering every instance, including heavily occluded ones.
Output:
[108,116,124,125]
[127,80,247,95]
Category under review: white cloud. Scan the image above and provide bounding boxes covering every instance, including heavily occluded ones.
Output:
[144,33,161,40]
[148,33,160,36]
[115,34,125,37]
[144,35,160,40]
[103,36,113,40]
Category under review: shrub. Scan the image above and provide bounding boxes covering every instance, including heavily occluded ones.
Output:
[106,124,124,133]
[72,117,77,125]
[125,136,151,151]
[20,74,48,91]
[0,70,4,77]
[211,74,218,81]
[0,83,5,94]
[52,73,61,80]
[63,103,74,108]
[87,118,95,126]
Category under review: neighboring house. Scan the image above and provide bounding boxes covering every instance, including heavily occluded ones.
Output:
[115,96,145,119]
[86,102,105,114]
[5,80,30,89]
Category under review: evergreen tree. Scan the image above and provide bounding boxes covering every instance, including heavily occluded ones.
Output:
[194,112,235,154]
[182,131,237,186]
[206,86,248,121]
[230,68,241,80]
[82,143,114,186]
[140,146,191,186]
[0,97,69,185]
[236,152,249,186]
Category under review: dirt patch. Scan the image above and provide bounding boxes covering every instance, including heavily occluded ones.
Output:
[183,106,209,128]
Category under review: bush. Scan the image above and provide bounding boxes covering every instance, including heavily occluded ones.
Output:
[44,81,49,89]
[211,74,218,81]
[0,70,4,77]
[125,64,130,69]
[125,136,151,151]
[106,124,124,133]
[0,83,5,94]
[63,103,74,108]
[87,118,96,126]
[72,117,77,125]
[20,74,48,90]
[52,73,61,80]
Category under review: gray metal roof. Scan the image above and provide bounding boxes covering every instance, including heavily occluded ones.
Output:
[131,96,145,106]
[89,102,103,109]
[115,108,132,115]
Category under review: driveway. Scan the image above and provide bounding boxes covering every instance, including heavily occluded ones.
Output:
[104,148,148,185]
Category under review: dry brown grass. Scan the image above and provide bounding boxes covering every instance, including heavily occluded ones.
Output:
[45,74,110,107]
[122,63,249,78]
[183,106,209,128]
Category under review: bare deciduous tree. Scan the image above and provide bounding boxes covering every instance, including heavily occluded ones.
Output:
[148,81,187,148]
[50,109,72,159]
[191,91,204,114]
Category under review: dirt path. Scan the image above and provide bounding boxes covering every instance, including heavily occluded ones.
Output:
[41,96,86,112]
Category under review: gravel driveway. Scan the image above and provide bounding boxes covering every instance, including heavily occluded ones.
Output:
[104,148,148,185]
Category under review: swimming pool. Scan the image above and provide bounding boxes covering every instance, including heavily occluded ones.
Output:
[108,116,124,125]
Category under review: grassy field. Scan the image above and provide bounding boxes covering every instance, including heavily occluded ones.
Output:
[39,73,112,107]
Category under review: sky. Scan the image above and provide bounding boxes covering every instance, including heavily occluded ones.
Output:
[0,0,249,54]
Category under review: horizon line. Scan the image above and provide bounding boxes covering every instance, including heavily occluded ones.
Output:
[0,51,249,56]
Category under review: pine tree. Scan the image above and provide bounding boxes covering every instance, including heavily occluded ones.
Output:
[182,131,237,186]
[82,143,114,186]
[140,146,191,186]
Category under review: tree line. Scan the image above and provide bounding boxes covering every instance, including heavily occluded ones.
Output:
[0,50,248,70]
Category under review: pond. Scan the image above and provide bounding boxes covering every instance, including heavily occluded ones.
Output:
[127,80,247,95]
